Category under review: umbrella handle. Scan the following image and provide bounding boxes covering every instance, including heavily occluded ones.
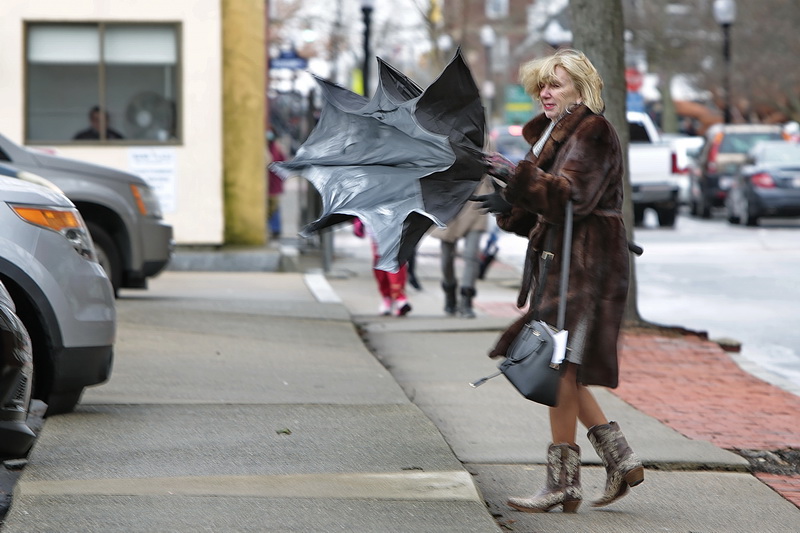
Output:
[484,152,516,183]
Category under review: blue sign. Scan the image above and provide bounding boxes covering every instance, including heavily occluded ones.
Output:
[626,91,645,113]
[270,49,308,71]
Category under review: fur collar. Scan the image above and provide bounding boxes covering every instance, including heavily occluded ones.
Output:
[520,104,596,168]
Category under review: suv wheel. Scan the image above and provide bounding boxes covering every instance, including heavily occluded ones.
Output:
[633,206,645,226]
[45,389,84,416]
[87,222,122,296]
[657,207,676,227]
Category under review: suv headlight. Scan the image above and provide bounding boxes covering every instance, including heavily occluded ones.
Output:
[130,183,163,218]
[10,204,98,262]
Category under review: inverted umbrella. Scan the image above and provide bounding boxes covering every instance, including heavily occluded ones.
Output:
[271,49,486,272]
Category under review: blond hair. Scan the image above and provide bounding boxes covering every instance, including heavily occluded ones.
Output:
[519,49,604,114]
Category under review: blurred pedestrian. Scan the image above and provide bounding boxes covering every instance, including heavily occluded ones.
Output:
[266,129,286,239]
[353,218,412,317]
[475,48,643,513]
[406,250,422,291]
[477,221,500,280]
[430,176,491,318]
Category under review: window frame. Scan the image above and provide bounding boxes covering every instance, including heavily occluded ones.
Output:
[24,21,183,146]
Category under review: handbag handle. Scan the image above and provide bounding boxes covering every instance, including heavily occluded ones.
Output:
[531,200,573,330]
[557,201,573,330]
[468,200,573,390]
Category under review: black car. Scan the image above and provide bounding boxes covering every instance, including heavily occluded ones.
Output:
[726,140,800,226]
[0,279,35,457]
[689,123,783,218]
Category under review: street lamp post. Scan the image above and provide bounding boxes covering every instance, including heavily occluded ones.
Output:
[713,0,736,124]
[480,25,496,127]
[361,0,375,97]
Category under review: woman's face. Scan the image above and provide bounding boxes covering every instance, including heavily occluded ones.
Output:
[538,66,582,120]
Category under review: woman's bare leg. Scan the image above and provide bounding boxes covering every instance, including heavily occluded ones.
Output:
[551,364,610,444]
[577,385,608,430]
[550,364,580,445]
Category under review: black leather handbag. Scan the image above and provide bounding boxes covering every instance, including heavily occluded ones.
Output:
[470,201,573,407]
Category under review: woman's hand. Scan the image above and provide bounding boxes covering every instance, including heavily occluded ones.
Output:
[470,179,512,215]
[483,152,516,183]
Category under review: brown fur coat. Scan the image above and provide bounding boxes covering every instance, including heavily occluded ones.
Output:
[491,104,629,388]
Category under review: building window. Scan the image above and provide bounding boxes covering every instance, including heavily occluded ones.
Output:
[25,23,180,144]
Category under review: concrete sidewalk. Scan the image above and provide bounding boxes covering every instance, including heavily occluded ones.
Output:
[3,217,799,531]
[324,228,800,531]
[2,270,499,532]
[4,244,799,532]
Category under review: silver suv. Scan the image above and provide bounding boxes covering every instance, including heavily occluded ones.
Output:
[0,174,115,416]
[0,133,173,295]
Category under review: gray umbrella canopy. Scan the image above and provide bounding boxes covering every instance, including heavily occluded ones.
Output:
[272,49,486,272]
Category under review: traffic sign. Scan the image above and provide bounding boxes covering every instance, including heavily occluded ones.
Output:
[504,84,534,125]
[625,67,644,92]
[626,91,645,113]
[270,49,308,71]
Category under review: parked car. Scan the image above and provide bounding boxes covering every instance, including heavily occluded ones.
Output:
[490,124,529,163]
[0,133,173,295]
[0,173,115,416]
[725,140,800,226]
[0,279,35,457]
[688,123,783,218]
[627,111,682,227]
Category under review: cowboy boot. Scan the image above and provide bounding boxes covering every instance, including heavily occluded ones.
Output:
[442,281,457,316]
[587,421,644,507]
[458,287,476,319]
[507,443,582,513]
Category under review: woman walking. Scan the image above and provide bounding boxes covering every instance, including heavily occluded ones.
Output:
[431,176,491,318]
[475,48,643,513]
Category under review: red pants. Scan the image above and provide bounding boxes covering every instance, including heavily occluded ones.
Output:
[371,242,407,301]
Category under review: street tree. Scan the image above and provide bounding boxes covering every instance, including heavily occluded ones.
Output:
[623,0,715,133]
[570,0,643,323]
[624,0,800,125]
[717,0,800,122]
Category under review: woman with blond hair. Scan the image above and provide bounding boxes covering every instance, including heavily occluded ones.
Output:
[475,48,643,513]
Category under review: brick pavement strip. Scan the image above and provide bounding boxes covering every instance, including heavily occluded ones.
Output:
[470,299,800,507]
[614,330,800,508]
[755,473,800,507]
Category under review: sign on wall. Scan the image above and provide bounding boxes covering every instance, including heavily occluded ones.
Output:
[128,147,177,213]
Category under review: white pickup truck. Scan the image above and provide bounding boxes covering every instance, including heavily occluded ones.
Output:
[628,111,703,227]
[493,114,702,228]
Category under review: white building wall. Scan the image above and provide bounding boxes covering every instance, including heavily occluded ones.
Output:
[0,0,225,245]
